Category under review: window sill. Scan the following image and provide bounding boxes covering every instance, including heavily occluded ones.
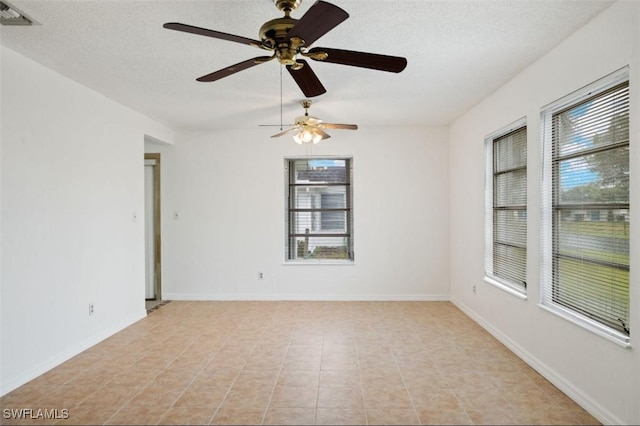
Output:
[538,302,631,348]
[483,276,527,300]
[283,259,355,266]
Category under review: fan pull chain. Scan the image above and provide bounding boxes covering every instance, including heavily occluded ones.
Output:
[279,65,283,131]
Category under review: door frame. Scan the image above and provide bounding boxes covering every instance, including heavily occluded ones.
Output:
[145,153,162,300]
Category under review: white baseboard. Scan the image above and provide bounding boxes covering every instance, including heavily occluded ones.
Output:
[0,309,147,396]
[451,298,623,426]
[162,293,450,302]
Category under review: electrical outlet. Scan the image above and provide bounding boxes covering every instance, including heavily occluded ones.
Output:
[89,303,95,315]
[258,272,264,280]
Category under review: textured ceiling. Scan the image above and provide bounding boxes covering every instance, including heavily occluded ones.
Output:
[1,0,614,132]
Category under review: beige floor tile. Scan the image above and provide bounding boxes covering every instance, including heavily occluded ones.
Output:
[366,408,420,425]
[269,385,318,408]
[319,370,362,388]
[105,403,168,425]
[276,369,320,387]
[282,355,322,371]
[363,385,413,408]
[126,383,185,408]
[416,407,474,425]
[157,406,216,425]
[409,389,462,411]
[466,408,517,425]
[321,354,359,371]
[173,385,229,408]
[233,369,279,388]
[242,354,285,370]
[453,387,510,411]
[209,407,265,425]
[361,370,405,389]
[317,386,364,409]
[316,408,367,425]
[219,385,273,409]
[35,384,99,408]
[79,384,141,408]
[194,367,240,388]
[263,407,316,425]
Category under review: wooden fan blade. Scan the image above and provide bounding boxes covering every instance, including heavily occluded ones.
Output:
[286,60,326,97]
[196,56,274,82]
[316,128,332,140]
[163,23,262,47]
[308,47,407,73]
[271,127,300,138]
[288,1,349,46]
[320,123,358,130]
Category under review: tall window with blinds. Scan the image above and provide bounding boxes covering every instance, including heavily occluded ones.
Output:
[285,158,354,262]
[485,121,527,295]
[541,68,630,344]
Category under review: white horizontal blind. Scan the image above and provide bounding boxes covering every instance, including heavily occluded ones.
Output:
[486,126,527,293]
[286,158,353,261]
[542,72,629,338]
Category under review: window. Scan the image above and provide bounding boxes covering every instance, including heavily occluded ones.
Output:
[485,119,527,296]
[285,158,354,262]
[541,68,630,345]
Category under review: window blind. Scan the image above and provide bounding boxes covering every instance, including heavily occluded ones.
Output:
[541,69,630,340]
[485,125,527,293]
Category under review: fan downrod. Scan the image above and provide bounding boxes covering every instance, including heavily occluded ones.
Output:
[274,0,301,14]
[301,99,312,113]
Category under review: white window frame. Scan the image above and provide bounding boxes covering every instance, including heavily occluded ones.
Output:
[284,157,354,264]
[540,67,630,347]
[484,117,528,298]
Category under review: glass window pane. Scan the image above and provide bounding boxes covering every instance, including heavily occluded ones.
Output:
[555,209,629,267]
[293,186,347,205]
[494,244,526,285]
[554,85,629,157]
[553,257,629,332]
[494,131,526,172]
[495,170,526,206]
[290,236,350,260]
[494,210,526,247]
[293,159,347,184]
[557,147,629,204]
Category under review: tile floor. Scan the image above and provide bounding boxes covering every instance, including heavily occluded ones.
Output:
[0,301,600,425]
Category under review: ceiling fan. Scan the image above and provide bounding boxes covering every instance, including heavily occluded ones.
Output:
[269,99,357,144]
[163,0,407,97]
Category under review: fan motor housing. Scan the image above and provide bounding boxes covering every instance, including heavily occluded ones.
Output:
[259,17,298,45]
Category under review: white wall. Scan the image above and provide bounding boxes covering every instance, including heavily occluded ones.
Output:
[448,2,639,424]
[146,125,450,301]
[0,46,174,395]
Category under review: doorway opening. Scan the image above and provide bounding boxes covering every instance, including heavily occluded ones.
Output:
[144,153,162,309]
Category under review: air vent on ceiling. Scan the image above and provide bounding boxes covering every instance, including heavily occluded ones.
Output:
[0,1,32,25]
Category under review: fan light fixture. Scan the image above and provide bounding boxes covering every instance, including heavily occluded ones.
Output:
[0,1,32,25]
[293,127,322,144]
[266,99,357,143]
